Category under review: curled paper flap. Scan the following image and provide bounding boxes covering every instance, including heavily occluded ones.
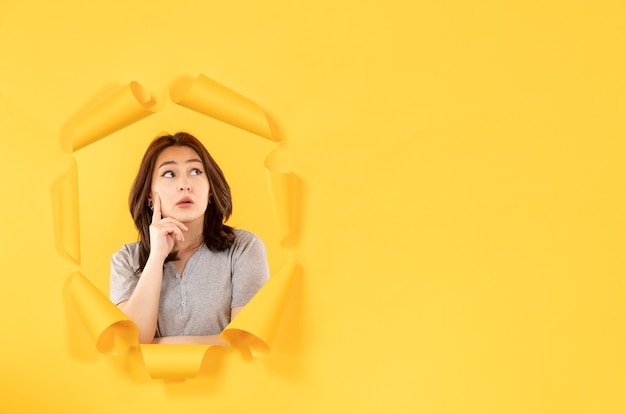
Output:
[51,162,81,264]
[69,272,137,356]
[70,81,157,152]
[221,257,299,357]
[265,169,295,241]
[171,74,278,142]
[140,344,214,379]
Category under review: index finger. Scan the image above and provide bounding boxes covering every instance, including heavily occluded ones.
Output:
[152,192,162,223]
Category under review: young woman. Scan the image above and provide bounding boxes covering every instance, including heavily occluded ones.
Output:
[109,132,269,344]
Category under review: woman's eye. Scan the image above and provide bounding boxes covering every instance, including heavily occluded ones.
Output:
[191,168,203,176]
[162,171,175,178]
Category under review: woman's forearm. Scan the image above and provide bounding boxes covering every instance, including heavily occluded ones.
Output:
[151,335,229,346]
[118,255,165,343]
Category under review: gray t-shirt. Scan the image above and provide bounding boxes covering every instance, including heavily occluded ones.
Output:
[109,229,269,337]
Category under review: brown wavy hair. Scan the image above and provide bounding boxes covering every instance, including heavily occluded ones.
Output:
[129,132,235,273]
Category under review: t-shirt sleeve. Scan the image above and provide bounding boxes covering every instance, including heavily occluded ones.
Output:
[109,244,140,306]
[231,231,270,308]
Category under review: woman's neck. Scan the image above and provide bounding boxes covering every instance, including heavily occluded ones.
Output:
[175,219,204,253]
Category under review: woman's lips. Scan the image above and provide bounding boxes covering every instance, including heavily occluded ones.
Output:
[176,197,194,208]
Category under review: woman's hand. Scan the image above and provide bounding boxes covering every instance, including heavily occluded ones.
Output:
[148,193,188,261]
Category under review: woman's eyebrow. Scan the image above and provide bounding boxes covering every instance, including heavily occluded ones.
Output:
[157,158,202,169]
[158,160,176,169]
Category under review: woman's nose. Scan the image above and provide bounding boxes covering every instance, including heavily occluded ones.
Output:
[178,178,191,191]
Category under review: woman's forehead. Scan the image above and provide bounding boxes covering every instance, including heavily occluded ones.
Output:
[155,146,202,166]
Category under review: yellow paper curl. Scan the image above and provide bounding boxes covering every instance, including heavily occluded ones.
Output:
[51,161,81,264]
[171,74,278,142]
[221,257,299,357]
[69,272,137,356]
[140,344,215,380]
[67,81,158,152]
[265,168,295,242]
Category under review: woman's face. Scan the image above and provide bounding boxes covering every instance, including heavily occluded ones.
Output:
[150,145,210,226]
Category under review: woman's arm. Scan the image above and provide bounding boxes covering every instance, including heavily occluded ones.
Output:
[149,306,244,345]
[151,335,227,345]
[117,255,166,344]
[118,193,188,344]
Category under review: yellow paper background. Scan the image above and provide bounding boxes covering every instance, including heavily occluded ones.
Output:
[1,1,626,413]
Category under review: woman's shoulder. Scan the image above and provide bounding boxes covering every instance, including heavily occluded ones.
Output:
[229,229,265,252]
[111,241,141,260]
[233,228,258,240]
[110,241,142,273]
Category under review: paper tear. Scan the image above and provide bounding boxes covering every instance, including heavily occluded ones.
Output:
[221,257,299,357]
[140,344,215,379]
[265,169,295,242]
[69,272,137,356]
[171,74,278,142]
[51,161,81,264]
[69,81,157,152]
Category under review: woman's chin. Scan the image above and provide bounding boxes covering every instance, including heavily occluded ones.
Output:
[176,213,205,226]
